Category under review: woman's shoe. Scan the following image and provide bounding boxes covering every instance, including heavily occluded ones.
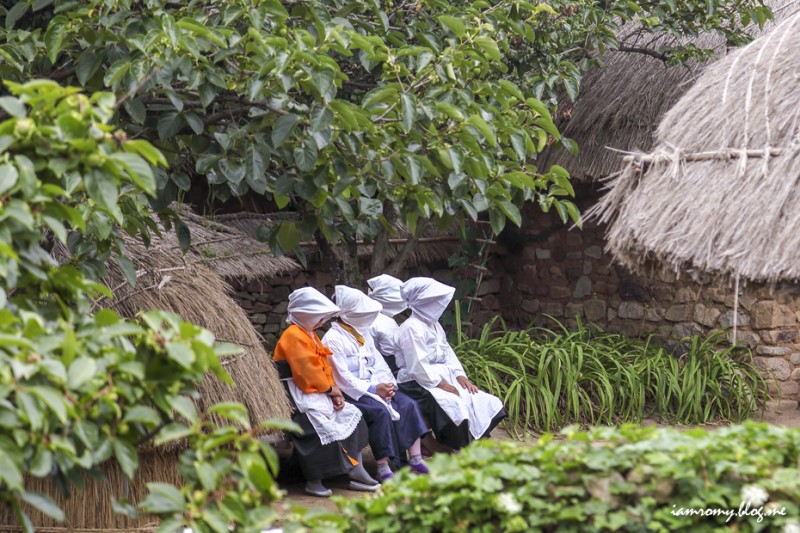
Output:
[408,462,430,474]
[379,471,395,482]
[349,480,381,492]
[304,482,333,497]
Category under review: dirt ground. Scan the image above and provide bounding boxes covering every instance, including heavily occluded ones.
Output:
[276,400,800,511]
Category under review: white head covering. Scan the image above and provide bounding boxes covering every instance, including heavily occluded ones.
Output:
[367,274,407,317]
[400,277,455,323]
[286,287,340,332]
[333,285,382,331]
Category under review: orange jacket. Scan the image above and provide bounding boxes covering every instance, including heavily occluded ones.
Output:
[273,324,335,394]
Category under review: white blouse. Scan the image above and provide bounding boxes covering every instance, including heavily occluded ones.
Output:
[395,314,467,389]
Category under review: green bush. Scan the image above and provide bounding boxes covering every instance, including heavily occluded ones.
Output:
[341,423,800,532]
[455,318,768,436]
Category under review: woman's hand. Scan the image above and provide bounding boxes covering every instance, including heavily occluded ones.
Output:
[456,375,478,394]
[437,380,460,396]
[376,383,396,401]
[328,385,345,411]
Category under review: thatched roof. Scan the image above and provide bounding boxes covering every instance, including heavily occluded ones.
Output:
[540,1,799,182]
[590,10,800,282]
[102,232,293,431]
[168,208,300,280]
[217,212,461,265]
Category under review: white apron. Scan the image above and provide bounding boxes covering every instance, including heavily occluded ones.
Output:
[288,383,362,446]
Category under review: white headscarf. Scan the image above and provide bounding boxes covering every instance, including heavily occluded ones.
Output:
[400,277,455,323]
[286,287,340,332]
[367,274,407,317]
[333,285,382,331]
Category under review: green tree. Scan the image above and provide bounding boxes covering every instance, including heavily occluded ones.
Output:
[0,0,771,284]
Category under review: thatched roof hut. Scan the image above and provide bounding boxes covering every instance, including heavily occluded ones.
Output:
[590,10,800,283]
[540,1,798,182]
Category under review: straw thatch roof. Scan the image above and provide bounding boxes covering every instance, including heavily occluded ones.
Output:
[540,1,799,182]
[169,208,300,280]
[217,212,461,265]
[102,232,293,429]
[590,10,800,282]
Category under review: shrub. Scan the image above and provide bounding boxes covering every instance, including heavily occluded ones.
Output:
[455,317,768,435]
[340,423,800,532]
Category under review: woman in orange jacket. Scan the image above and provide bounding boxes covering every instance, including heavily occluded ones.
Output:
[274,287,379,497]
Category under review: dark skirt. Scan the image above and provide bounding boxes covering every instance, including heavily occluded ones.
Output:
[398,381,506,450]
[290,411,369,481]
[344,391,429,465]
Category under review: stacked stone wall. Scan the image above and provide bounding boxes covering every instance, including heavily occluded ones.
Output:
[495,201,800,400]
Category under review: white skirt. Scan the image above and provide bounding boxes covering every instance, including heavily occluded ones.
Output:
[426,365,504,439]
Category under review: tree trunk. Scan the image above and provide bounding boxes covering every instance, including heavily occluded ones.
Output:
[369,201,395,277]
[384,219,427,277]
[314,231,346,285]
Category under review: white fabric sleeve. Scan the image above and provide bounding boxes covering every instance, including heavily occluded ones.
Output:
[397,324,442,389]
[369,344,397,385]
[323,332,371,399]
[438,323,467,378]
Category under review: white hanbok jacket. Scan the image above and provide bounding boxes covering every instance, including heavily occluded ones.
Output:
[323,322,400,420]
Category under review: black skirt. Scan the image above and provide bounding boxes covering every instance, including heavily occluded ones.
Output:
[290,411,369,481]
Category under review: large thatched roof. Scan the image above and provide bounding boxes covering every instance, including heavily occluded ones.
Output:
[590,10,800,282]
[167,208,300,280]
[540,1,799,182]
[102,231,293,431]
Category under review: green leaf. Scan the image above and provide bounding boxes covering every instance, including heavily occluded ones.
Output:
[170,395,198,424]
[208,402,251,428]
[110,153,156,195]
[0,447,22,490]
[76,51,105,85]
[293,139,318,172]
[157,111,186,140]
[271,113,301,148]
[21,492,65,522]
[195,462,219,492]
[140,483,186,514]
[123,405,161,426]
[0,97,25,119]
[467,115,496,147]
[113,439,138,479]
[5,1,30,29]
[437,15,466,38]
[166,341,195,369]
[474,36,502,61]
[67,357,97,389]
[29,386,68,424]
[174,218,191,253]
[400,93,415,134]
[155,423,193,446]
[276,221,301,253]
[124,139,168,167]
[498,200,522,227]
[0,163,19,194]
[84,170,122,222]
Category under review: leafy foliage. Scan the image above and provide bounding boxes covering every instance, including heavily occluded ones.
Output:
[341,423,800,532]
[455,317,768,436]
[0,0,771,277]
[0,79,294,530]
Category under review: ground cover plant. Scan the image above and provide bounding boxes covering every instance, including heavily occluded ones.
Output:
[341,423,800,532]
[455,317,768,436]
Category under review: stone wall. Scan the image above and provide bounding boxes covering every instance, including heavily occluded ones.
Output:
[230,256,505,348]
[495,191,800,400]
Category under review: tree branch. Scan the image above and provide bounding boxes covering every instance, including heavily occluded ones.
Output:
[616,45,669,62]
[385,219,428,276]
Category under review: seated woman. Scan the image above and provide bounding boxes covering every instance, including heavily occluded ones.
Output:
[395,277,506,450]
[273,287,380,497]
[366,274,407,376]
[323,285,429,481]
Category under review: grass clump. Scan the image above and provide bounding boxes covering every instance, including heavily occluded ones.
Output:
[455,316,768,436]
